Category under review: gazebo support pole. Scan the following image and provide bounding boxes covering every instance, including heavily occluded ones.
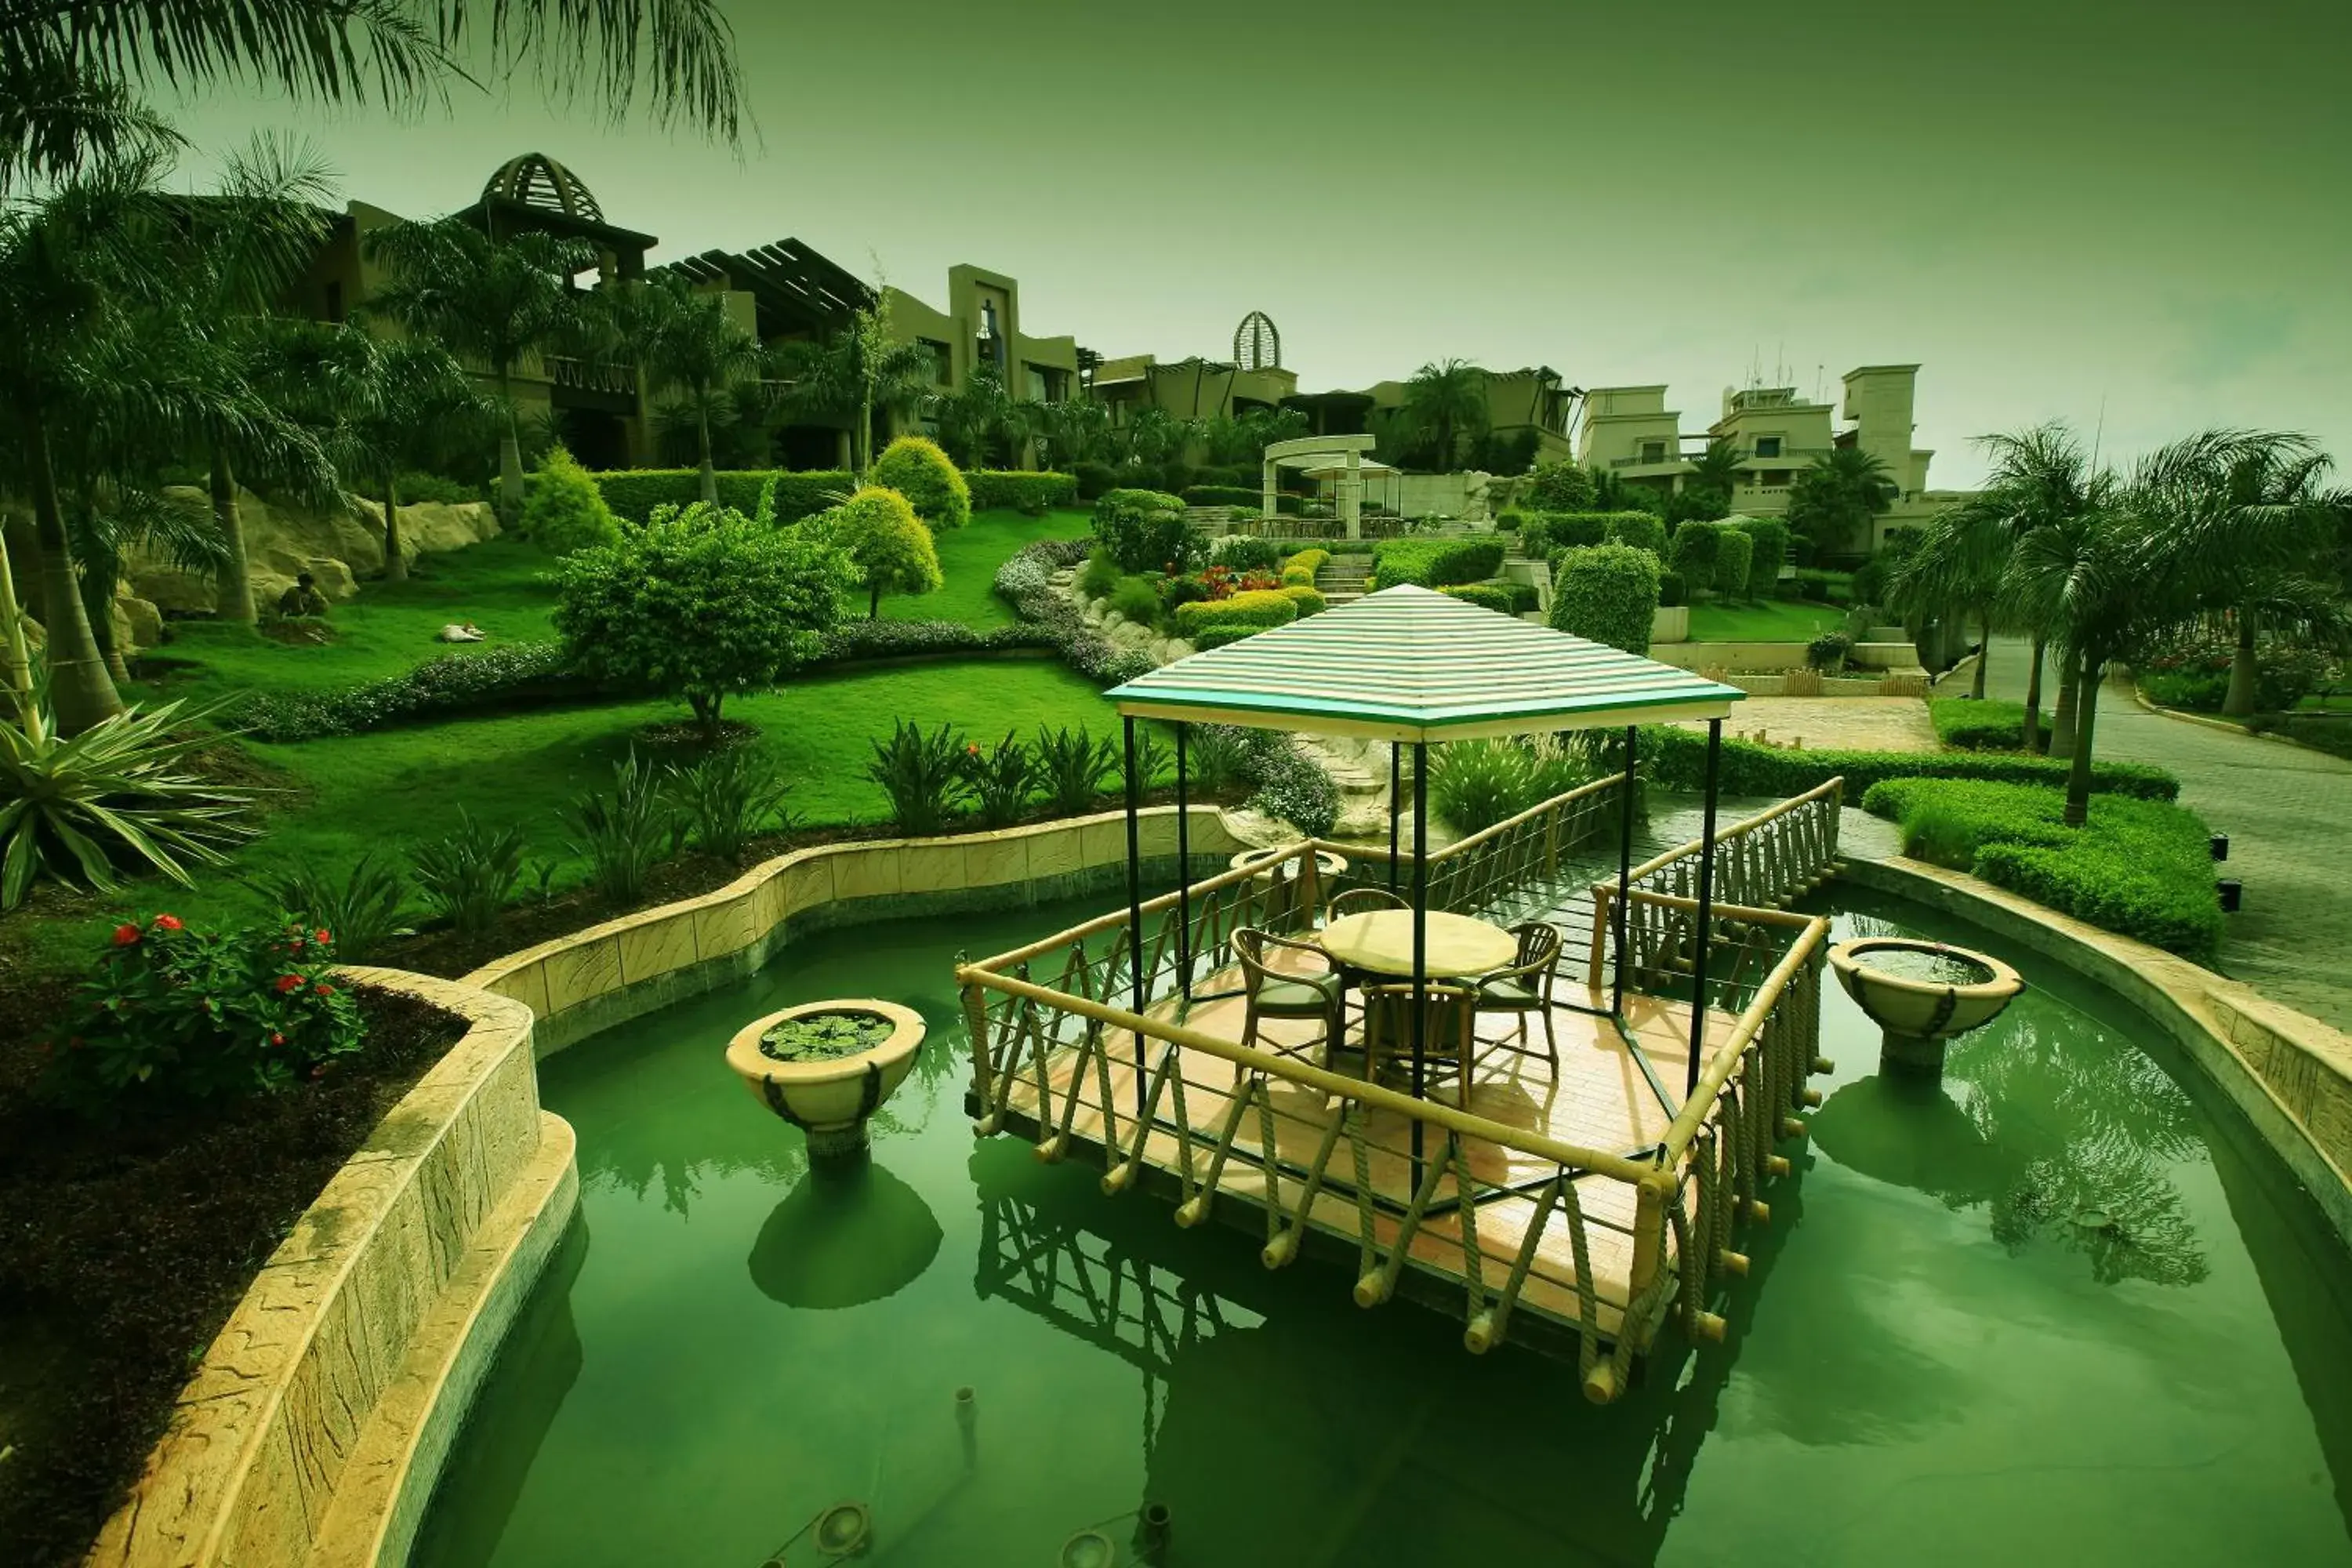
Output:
[1612,725,1637,1019]
[1411,739,1428,1176]
[1684,720,1722,1098]
[1388,744,1401,895]
[1175,723,1192,1002]
[1124,716,1147,1113]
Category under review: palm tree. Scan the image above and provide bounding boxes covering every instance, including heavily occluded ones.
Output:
[366,217,594,523]
[2151,431,2346,717]
[775,300,937,479]
[1033,396,1111,470]
[333,331,498,582]
[1690,436,1742,493]
[931,361,1026,470]
[1401,358,1489,473]
[1971,424,2114,753]
[1787,445,1899,556]
[612,272,767,504]
[1,1,742,192]
[1890,500,2013,699]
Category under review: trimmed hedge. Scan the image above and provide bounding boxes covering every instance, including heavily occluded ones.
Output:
[1195,624,1269,650]
[1173,590,1300,636]
[1668,518,1724,590]
[1281,583,1327,616]
[1519,511,1608,557]
[1607,512,1668,557]
[1210,534,1283,572]
[239,641,601,740]
[967,470,1078,512]
[1713,528,1754,598]
[1549,543,1661,655]
[1073,462,1119,501]
[810,618,1055,666]
[1929,698,2030,751]
[1182,485,1261,508]
[1640,724,2180,800]
[1740,516,1790,598]
[1439,583,1515,613]
[1862,779,2221,960]
[1371,535,1508,589]
[592,469,848,524]
[1282,546,1330,579]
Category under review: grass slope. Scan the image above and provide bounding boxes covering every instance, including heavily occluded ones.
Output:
[877,506,1090,627]
[1684,600,1845,642]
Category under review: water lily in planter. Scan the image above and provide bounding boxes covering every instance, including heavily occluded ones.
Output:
[726,998,926,1158]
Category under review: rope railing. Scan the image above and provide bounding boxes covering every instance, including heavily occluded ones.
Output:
[955,775,1835,1397]
[1587,777,1843,986]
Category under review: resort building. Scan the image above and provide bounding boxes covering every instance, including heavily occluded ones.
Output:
[1094,311,1581,465]
[289,152,1081,470]
[1577,364,1970,549]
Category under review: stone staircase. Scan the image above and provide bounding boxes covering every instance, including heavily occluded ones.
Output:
[1319,554,1372,607]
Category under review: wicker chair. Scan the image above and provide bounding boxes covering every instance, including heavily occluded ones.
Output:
[1232,927,1344,1065]
[1361,982,1479,1102]
[1472,921,1565,1064]
[1324,886,1407,926]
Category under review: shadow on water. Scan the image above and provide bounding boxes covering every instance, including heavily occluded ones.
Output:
[748,1156,943,1310]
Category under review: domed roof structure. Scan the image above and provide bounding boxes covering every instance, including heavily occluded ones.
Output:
[1233,310,1280,372]
[481,153,605,224]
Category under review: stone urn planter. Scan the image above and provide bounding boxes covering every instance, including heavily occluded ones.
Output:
[726,998,926,1159]
[1828,937,2024,1074]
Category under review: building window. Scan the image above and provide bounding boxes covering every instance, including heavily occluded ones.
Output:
[1639,440,1665,463]
[1025,365,1048,402]
[1755,435,1782,458]
[1762,470,1791,487]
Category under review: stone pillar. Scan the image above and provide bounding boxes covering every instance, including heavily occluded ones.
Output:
[1262,457,1277,525]
[1341,448,1363,540]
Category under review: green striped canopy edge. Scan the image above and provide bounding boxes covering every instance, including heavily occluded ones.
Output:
[1107,584,1743,743]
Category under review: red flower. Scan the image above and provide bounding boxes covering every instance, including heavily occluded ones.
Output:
[152,913,183,931]
[966,742,979,755]
[314,983,336,998]
[112,924,141,946]
[275,975,303,994]
[315,928,332,946]
[269,1032,286,1047]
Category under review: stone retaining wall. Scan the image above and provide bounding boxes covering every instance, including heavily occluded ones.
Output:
[1843,856,2352,1244]
[465,804,1247,1055]
[88,973,574,1568]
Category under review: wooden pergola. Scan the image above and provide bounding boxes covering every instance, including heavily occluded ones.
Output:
[1107,586,1744,1163]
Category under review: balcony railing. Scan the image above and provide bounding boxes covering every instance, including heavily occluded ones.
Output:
[542,354,639,397]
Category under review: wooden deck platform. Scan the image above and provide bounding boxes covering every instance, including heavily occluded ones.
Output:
[993,965,1745,1346]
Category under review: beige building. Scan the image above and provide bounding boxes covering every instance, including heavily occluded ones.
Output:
[1577,363,1967,548]
[296,153,1080,470]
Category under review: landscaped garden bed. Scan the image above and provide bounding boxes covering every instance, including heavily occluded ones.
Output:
[0,966,465,1568]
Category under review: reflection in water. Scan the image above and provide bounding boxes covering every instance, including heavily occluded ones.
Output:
[1813,973,2211,1289]
[749,1157,944,1309]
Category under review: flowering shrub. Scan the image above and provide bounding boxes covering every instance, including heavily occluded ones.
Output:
[42,912,366,1114]
[992,538,1157,687]
[2137,630,2337,714]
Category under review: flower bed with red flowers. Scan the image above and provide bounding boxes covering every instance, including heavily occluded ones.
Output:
[0,913,463,1568]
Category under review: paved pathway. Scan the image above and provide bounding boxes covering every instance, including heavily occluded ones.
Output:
[1950,637,2352,1031]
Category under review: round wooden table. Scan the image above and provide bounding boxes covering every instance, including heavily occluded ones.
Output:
[1317,909,1517,980]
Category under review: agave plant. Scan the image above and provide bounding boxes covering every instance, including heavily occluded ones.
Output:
[0,699,256,908]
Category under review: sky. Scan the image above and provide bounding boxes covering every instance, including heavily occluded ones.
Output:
[170,0,2352,487]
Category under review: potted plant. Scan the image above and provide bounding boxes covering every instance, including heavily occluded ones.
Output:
[1806,630,1854,675]
[725,998,926,1159]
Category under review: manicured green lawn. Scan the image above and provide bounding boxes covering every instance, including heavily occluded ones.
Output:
[1685,599,1845,642]
[877,506,1090,627]
[27,656,1130,964]
[136,535,563,707]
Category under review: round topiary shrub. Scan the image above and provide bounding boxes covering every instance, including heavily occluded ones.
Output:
[1093,488,1193,573]
[871,435,971,532]
[1605,511,1668,557]
[522,444,622,556]
[1549,543,1662,655]
[817,485,943,618]
[1740,516,1791,597]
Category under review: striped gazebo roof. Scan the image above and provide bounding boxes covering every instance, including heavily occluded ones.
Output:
[1109,584,1740,742]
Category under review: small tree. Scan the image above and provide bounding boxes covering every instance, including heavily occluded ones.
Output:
[1093,488,1192,572]
[1549,543,1661,655]
[821,485,943,617]
[1740,517,1791,600]
[871,434,971,532]
[1668,519,1724,596]
[1523,460,1596,512]
[554,503,851,737]
[521,445,622,556]
[1787,446,1899,556]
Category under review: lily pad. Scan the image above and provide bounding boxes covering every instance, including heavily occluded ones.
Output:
[758,1010,893,1062]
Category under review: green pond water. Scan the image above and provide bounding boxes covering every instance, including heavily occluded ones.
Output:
[411,888,2352,1568]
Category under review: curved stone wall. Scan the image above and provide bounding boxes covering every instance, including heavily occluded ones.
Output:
[86,973,574,1568]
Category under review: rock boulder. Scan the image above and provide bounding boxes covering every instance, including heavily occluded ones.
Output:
[127,487,499,615]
